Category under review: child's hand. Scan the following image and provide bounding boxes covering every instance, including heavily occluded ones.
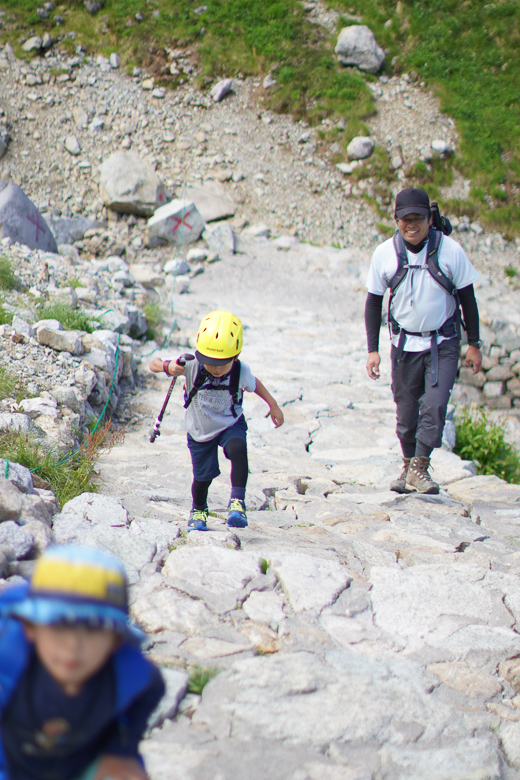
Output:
[94,755,148,780]
[270,405,284,428]
[149,358,186,377]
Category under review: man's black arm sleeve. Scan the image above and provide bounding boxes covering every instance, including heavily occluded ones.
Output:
[457,284,480,345]
[365,293,384,353]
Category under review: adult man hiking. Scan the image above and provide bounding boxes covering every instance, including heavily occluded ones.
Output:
[364,187,482,494]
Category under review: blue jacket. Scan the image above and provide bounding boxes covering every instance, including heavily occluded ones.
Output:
[0,584,160,780]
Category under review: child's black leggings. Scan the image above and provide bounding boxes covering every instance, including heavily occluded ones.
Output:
[191,437,248,507]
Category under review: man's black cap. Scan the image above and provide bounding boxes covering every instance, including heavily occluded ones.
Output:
[395,188,430,219]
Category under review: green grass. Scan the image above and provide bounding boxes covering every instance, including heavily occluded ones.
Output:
[37,302,97,333]
[454,406,520,484]
[0,256,19,291]
[142,303,162,341]
[0,366,18,400]
[3,0,520,233]
[259,557,270,575]
[329,0,520,236]
[0,421,124,506]
[187,665,218,695]
[0,0,373,130]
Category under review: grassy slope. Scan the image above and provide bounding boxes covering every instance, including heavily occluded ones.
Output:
[1,0,519,235]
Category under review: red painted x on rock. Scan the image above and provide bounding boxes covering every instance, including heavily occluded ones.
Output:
[27,208,47,242]
[168,212,193,234]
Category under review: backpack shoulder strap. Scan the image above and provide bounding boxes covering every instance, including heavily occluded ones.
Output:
[183,363,209,410]
[389,231,409,294]
[425,228,456,296]
[228,360,241,417]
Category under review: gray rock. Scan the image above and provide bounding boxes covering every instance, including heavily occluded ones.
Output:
[0,478,23,521]
[0,126,10,160]
[12,315,34,338]
[55,492,128,530]
[177,182,237,223]
[20,396,58,419]
[164,259,190,276]
[0,181,57,252]
[147,199,205,247]
[37,327,85,355]
[22,36,42,53]
[0,521,34,559]
[85,0,103,14]
[431,139,453,156]
[210,79,233,102]
[64,135,81,156]
[0,413,32,434]
[203,222,235,255]
[347,136,375,160]
[99,151,170,217]
[34,319,63,332]
[147,668,189,729]
[2,462,34,495]
[47,215,95,245]
[98,309,131,334]
[109,53,120,69]
[335,26,385,74]
[270,553,351,613]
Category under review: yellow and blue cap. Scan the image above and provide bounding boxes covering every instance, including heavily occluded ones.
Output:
[7,545,143,642]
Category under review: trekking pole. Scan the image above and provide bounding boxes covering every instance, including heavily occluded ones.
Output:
[149,354,194,443]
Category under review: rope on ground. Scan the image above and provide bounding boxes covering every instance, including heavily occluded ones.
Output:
[4,458,8,479]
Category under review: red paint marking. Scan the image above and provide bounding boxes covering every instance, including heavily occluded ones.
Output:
[27,208,47,242]
[168,212,193,234]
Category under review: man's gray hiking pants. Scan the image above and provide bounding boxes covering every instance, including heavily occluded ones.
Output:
[391,338,460,451]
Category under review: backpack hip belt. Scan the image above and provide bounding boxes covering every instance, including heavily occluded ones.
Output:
[391,310,460,386]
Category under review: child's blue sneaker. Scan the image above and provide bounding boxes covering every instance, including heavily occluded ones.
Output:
[227,498,248,528]
[188,508,209,532]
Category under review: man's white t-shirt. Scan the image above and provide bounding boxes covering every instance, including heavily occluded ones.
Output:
[183,359,257,442]
[366,233,480,351]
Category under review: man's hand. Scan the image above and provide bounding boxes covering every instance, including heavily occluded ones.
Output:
[269,404,284,428]
[366,351,381,380]
[94,755,147,780]
[465,346,482,375]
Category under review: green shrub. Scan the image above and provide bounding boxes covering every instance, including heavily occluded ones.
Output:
[187,665,218,695]
[0,366,17,400]
[0,256,18,291]
[0,421,124,506]
[454,406,520,485]
[37,302,97,333]
[142,303,162,341]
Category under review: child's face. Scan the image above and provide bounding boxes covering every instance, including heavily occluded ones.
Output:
[24,623,119,696]
[204,358,235,377]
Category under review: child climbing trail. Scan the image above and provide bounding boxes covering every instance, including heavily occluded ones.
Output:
[0,544,165,780]
[149,310,284,531]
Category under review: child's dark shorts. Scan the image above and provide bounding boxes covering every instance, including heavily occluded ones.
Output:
[187,415,248,482]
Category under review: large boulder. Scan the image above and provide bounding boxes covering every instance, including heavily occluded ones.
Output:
[0,181,57,252]
[47,215,96,245]
[146,200,205,247]
[335,25,385,74]
[177,181,237,223]
[99,151,170,217]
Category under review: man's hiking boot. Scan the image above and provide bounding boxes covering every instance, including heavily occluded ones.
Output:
[188,507,209,531]
[227,498,248,528]
[390,458,412,493]
[406,456,439,494]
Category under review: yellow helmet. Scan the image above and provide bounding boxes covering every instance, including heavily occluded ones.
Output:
[195,310,243,365]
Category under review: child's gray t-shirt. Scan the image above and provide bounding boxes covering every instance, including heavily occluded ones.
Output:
[183,359,257,442]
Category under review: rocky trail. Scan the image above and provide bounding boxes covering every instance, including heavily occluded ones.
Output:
[1,34,520,779]
[88,236,520,780]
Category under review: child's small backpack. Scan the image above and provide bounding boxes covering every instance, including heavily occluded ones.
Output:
[184,360,242,418]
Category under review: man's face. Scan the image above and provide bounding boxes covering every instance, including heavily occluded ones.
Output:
[396,213,431,245]
[24,622,119,695]
[204,358,235,377]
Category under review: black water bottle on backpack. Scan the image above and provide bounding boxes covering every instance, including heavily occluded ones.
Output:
[430,201,453,236]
